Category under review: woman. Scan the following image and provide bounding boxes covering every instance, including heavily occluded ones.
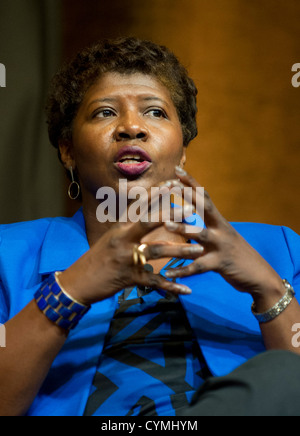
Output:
[0,37,300,416]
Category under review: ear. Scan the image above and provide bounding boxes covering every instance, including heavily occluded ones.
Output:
[179,148,187,168]
[59,139,76,170]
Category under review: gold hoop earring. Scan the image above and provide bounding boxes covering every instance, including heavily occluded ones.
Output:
[68,167,80,200]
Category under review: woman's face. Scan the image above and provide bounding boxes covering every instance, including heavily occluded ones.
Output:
[61,72,186,200]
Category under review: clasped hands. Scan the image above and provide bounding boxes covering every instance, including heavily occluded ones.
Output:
[60,166,284,307]
[137,166,284,301]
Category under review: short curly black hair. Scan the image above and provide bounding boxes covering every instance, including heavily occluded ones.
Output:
[46,37,198,157]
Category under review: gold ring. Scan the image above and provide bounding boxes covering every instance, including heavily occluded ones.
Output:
[133,244,148,266]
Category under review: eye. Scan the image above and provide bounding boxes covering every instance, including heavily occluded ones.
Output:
[93,108,116,118]
[145,108,167,119]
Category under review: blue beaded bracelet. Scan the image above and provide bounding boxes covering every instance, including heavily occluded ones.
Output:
[34,272,90,330]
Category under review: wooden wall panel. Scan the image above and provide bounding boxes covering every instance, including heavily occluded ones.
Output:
[63,0,300,233]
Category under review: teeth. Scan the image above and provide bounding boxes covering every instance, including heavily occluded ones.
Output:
[121,159,142,165]
[121,155,143,161]
[119,154,145,164]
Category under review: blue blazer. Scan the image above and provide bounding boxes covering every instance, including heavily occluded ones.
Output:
[0,209,299,416]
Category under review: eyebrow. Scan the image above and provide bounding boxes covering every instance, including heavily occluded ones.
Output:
[88,96,169,109]
[88,97,117,108]
[141,96,169,106]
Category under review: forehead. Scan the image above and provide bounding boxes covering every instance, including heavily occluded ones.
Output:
[82,72,175,106]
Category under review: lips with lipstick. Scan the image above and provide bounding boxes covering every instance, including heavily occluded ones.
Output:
[114,146,152,176]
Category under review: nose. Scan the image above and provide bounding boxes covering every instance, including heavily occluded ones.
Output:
[115,112,148,141]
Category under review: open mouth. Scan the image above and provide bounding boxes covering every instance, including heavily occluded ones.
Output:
[118,155,146,165]
[114,146,153,176]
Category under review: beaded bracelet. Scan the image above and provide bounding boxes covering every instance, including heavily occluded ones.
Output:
[34,272,90,330]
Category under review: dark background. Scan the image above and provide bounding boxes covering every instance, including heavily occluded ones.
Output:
[1,0,300,233]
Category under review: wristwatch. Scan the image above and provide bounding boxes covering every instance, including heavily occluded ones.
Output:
[251,279,295,324]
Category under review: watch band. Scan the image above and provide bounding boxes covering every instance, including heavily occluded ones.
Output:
[251,279,295,324]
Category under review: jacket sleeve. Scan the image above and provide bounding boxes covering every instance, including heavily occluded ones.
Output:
[0,226,9,323]
[0,279,8,324]
[281,226,300,293]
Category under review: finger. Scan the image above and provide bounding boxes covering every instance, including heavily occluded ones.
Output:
[145,242,204,261]
[119,184,169,223]
[120,185,169,241]
[142,179,186,222]
[164,221,216,247]
[165,255,216,279]
[128,199,194,242]
[118,180,180,224]
[133,268,192,295]
[175,167,222,227]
